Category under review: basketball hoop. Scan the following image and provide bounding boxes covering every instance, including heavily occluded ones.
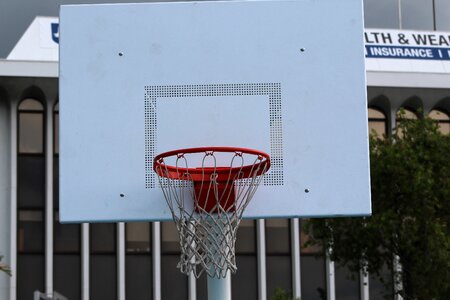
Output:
[153,147,270,278]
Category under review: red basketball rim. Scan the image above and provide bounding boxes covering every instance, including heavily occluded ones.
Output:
[153,146,271,181]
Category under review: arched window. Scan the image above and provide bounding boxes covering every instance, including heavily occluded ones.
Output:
[396,108,419,137]
[396,108,419,120]
[17,98,45,299]
[429,109,450,134]
[368,107,387,137]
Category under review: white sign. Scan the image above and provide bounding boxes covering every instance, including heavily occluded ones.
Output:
[365,29,450,61]
[7,16,58,61]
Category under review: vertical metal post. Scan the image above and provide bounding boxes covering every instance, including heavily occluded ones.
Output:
[290,218,301,300]
[81,223,89,300]
[45,101,54,297]
[117,223,125,300]
[398,0,403,29]
[10,101,17,300]
[207,274,231,300]
[256,219,266,300]
[359,266,369,300]
[152,222,161,300]
[187,221,196,300]
[33,291,42,300]
[393,255,403,300]
[188,272,196,300]
[325,249,336,300]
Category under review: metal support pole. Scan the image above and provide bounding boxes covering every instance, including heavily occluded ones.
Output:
[326,249,336,300]
[359,266,369,300]
[152,222,161,300]
[188,272,196,300]
[290,218,301,299]
[256,219,266,300]
[393,255,403,300]
[207,274,231,300]
[117,223,125,300]
[81,223,89,300]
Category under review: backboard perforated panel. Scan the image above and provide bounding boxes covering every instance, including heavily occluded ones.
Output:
[59,0,371,222]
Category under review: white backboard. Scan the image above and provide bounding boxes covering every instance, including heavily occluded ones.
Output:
[59,0,371,223]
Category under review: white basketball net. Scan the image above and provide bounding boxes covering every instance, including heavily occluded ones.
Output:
[154,149,269,278]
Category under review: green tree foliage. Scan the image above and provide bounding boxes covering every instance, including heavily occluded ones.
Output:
[0,255,11,276]
[270,287,301,300]
[305,114,450,299]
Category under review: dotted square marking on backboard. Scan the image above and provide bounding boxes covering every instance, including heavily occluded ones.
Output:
[144,83,283,188]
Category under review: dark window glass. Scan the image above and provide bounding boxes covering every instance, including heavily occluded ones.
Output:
[300,219,322,254]
[19,99,43,110]
[91,223,116,253]
[232,256,258,299]
[18,99,44,154]
[161,222,180,253]
[54,212,80,253]
[197,275,207,300]
[401,0,434,30]
[301,256,326,300]
[126,255,152,300]
[90,255,117,300]
[369,264,393,300]
[18,156,45,208]
[161,255,188,300]
[368,108,387,137]
[17,254,44,300]
[267,256,292,298]
[435,0,450,30]
[54,255,81,300]
[235,219,256,254]
[335,263,360,300]
[364,0,400,29]
[266,219,290,254]
[19,113,44,153]
[397,108,418,120]
[126,222,151,253]
[17,210,44,253]
[396,108,419,136]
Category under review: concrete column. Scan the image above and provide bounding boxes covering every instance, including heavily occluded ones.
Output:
[45,101,54,297]
[0,95,11,299]
[9,100,18,300]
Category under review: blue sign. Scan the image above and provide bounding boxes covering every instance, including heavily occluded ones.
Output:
[51,23,59,44]
[365,45,450,61]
